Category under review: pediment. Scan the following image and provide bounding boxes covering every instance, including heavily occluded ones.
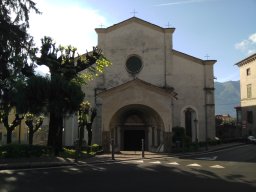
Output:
[97,78,177,99]
[95,17,175,34]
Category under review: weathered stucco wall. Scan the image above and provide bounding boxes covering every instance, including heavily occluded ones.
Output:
[63,17,216,148]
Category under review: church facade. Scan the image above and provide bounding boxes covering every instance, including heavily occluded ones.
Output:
[63,17,216,152]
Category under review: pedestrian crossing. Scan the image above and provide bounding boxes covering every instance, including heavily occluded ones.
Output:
[131,159,225,169]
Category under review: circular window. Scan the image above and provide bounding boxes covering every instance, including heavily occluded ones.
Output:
[126,56,142,74]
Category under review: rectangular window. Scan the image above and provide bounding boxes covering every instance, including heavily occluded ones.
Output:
[247,84,252,98]
[247,111,253,124]
[246,68,251,76]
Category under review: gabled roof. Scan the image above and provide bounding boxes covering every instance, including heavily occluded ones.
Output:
[235,53,256,67]
[173,49,217,65]
[97,78,178,99]
[95,17,175,34]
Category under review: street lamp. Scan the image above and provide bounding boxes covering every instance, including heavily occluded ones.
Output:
[194,118,198,143]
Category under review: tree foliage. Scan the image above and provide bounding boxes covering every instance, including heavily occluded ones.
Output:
[13,75,48,145]
[15,75,49,115]
[0,0,40,143]
[36,36,111,154]
[0,1,111,148]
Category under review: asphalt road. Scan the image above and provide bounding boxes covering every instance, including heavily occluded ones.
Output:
[0,145,255,192]
[181,144,256,163]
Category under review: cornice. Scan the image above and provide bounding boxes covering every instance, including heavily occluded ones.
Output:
[235,53,256,67]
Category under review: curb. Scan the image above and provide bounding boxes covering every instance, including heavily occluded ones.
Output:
[0,143,246,170]
[0,162,75,170]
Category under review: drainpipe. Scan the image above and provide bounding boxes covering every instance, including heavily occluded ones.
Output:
[204,64,208,151]
[164,32,167,87]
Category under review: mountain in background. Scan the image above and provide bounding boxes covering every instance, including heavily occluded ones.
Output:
[214,80,240,117]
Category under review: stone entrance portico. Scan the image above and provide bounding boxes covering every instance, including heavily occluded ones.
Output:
[98,78,176,152]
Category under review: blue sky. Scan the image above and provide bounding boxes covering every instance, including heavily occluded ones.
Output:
[31,0,256,82]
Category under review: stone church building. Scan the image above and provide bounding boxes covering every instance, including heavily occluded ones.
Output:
[62,17,216,152]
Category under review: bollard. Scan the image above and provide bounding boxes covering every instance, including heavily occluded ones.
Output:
[142,139,145,159]
[111,138,115,160]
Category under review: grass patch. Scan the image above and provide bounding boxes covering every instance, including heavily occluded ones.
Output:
[58,148,93,158]
[0,143,103,159]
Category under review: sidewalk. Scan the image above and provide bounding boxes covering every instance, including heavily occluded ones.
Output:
[0,142,246,170]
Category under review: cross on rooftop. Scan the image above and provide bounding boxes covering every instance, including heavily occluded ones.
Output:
[205,54,210,60]
[130,9,138,17]
[99,24,104,28]
[166,22,171,28]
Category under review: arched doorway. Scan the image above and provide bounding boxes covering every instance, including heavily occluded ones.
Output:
[122,111,146,150]
[109,104,164,151]
[184,107,198,142]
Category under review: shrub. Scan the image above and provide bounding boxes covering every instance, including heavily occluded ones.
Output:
[88,144,103,153]
[0,144,53,158]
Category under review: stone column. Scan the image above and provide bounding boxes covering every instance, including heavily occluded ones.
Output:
[152,126,155,147]
[117,126,121,151]
[157,129,160,146]
[163,132,172,153]
[148,126,152,151]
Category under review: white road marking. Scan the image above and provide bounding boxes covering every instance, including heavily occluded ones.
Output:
[134,160,144,163]
[210,165,224,169]
[150,161,161,164]
[0,170,14,174]
[187,163,201,167]
[167,162,180,165]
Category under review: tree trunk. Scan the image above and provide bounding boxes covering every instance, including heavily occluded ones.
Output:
[87,124,92,146]
[48,112,63,155]
[29,128,33,145]
[6,129,12,144]
[79,125,84,148]
[87,109,96,146]
[25,121,34,145]
[3,114,12,144]
[3,113,23,144]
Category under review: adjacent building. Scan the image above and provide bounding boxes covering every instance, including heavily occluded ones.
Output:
[236,53,256,136]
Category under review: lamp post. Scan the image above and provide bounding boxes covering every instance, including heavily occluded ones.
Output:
[194,118,198,143]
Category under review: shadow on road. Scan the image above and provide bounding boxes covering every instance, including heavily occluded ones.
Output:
[179,144,256,164]
[0,158,255,192]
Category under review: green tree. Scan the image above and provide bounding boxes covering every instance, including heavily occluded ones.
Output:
[15,75,49,115]
[78,101,97,148]
[24,113,44,145]
[0,0,40,143]
[14,75,49,145]
[36,37,110,154]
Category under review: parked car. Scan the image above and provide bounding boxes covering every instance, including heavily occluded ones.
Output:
[247,136,256,144]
